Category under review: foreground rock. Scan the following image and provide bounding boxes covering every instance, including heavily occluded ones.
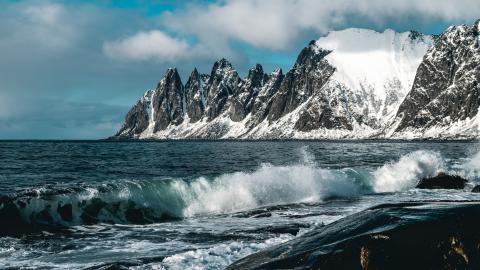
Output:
[416,173,467,189]
[227,202,480,270]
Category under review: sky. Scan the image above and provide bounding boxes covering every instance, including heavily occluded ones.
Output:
[1,0,480,139]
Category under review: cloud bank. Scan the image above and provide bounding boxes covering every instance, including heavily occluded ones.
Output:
[159,0,480,51]
[1,0,480,139]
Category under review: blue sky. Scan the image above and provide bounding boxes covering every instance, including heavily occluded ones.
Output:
[0,0,479,139]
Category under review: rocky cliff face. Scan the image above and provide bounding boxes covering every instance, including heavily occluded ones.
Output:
[185,68,208,123]
[391,20,480,139]
[113,26,454,139]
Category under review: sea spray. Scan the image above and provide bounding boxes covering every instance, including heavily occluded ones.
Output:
[372,150,446,192]
[179,162,362,217]
[455,150,480,182]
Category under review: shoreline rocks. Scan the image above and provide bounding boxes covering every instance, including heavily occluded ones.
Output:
[227,202,480,270]
[416,173,468,189]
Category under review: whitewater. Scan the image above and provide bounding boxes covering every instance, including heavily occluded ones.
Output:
[1,141,480,269]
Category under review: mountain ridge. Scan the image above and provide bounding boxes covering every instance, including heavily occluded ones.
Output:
[113,23,480,140]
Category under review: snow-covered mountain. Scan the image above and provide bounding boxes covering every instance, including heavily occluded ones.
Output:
[390,20,480,139]
[113,26,467,139]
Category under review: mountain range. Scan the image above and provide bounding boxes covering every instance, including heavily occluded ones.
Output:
[113,20,480,139]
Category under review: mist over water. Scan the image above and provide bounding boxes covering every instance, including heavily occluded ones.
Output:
[1,141,480,269]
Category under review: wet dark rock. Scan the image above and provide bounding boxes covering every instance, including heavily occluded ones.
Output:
[472,185,480,193]
[416,173,467,189]
[227,202,480,270]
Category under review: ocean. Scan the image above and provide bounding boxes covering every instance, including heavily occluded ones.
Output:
[1,140,480,269]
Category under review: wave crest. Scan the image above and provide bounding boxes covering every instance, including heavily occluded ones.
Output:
[1,147,477,232]
[372,150,446,192]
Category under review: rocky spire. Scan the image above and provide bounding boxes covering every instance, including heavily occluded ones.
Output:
[267,42,335,121]
[152,68,185,131]
[241,64,265,115]
[185,68,206,123]
[246,68,284,127]
[205,58,243,120]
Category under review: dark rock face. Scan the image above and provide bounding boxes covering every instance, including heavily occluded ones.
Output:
[247,69,284,127]
[227,202,480,270]
[114,68,185,138]
[114,97,151,139]
[152,68,185,131]
[267,45,335,122]
[295,102,352,131]
[185,68,207,123]
[416,173,468,189]
[204,59,243,120]
[472,185,480,193]
[395,20,480,133]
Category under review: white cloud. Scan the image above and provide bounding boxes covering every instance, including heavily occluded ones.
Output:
[162,0,480,51]
[20,3,76,49]
[103,30,192,62]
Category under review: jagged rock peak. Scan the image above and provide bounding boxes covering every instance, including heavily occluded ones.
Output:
[247,64,263,77]
[165,67,180,77]
[245,64,265,86]
[211,58,233,73]
[188,68,200,80]
[185,67,206,123]
[294,42,331,69]
[157,67,182,88]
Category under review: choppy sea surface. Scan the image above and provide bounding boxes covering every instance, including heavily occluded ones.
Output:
[1,140,480,269]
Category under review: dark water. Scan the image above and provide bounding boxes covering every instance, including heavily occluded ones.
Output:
[1,140,480,269]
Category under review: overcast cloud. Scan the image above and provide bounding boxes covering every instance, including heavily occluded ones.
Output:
[0,0,479,139]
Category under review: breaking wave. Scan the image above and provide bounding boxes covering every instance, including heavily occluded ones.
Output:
[1,146,478,232]
[372,150,446,192]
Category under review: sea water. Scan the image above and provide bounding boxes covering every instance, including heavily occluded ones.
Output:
[1,140,480,269]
